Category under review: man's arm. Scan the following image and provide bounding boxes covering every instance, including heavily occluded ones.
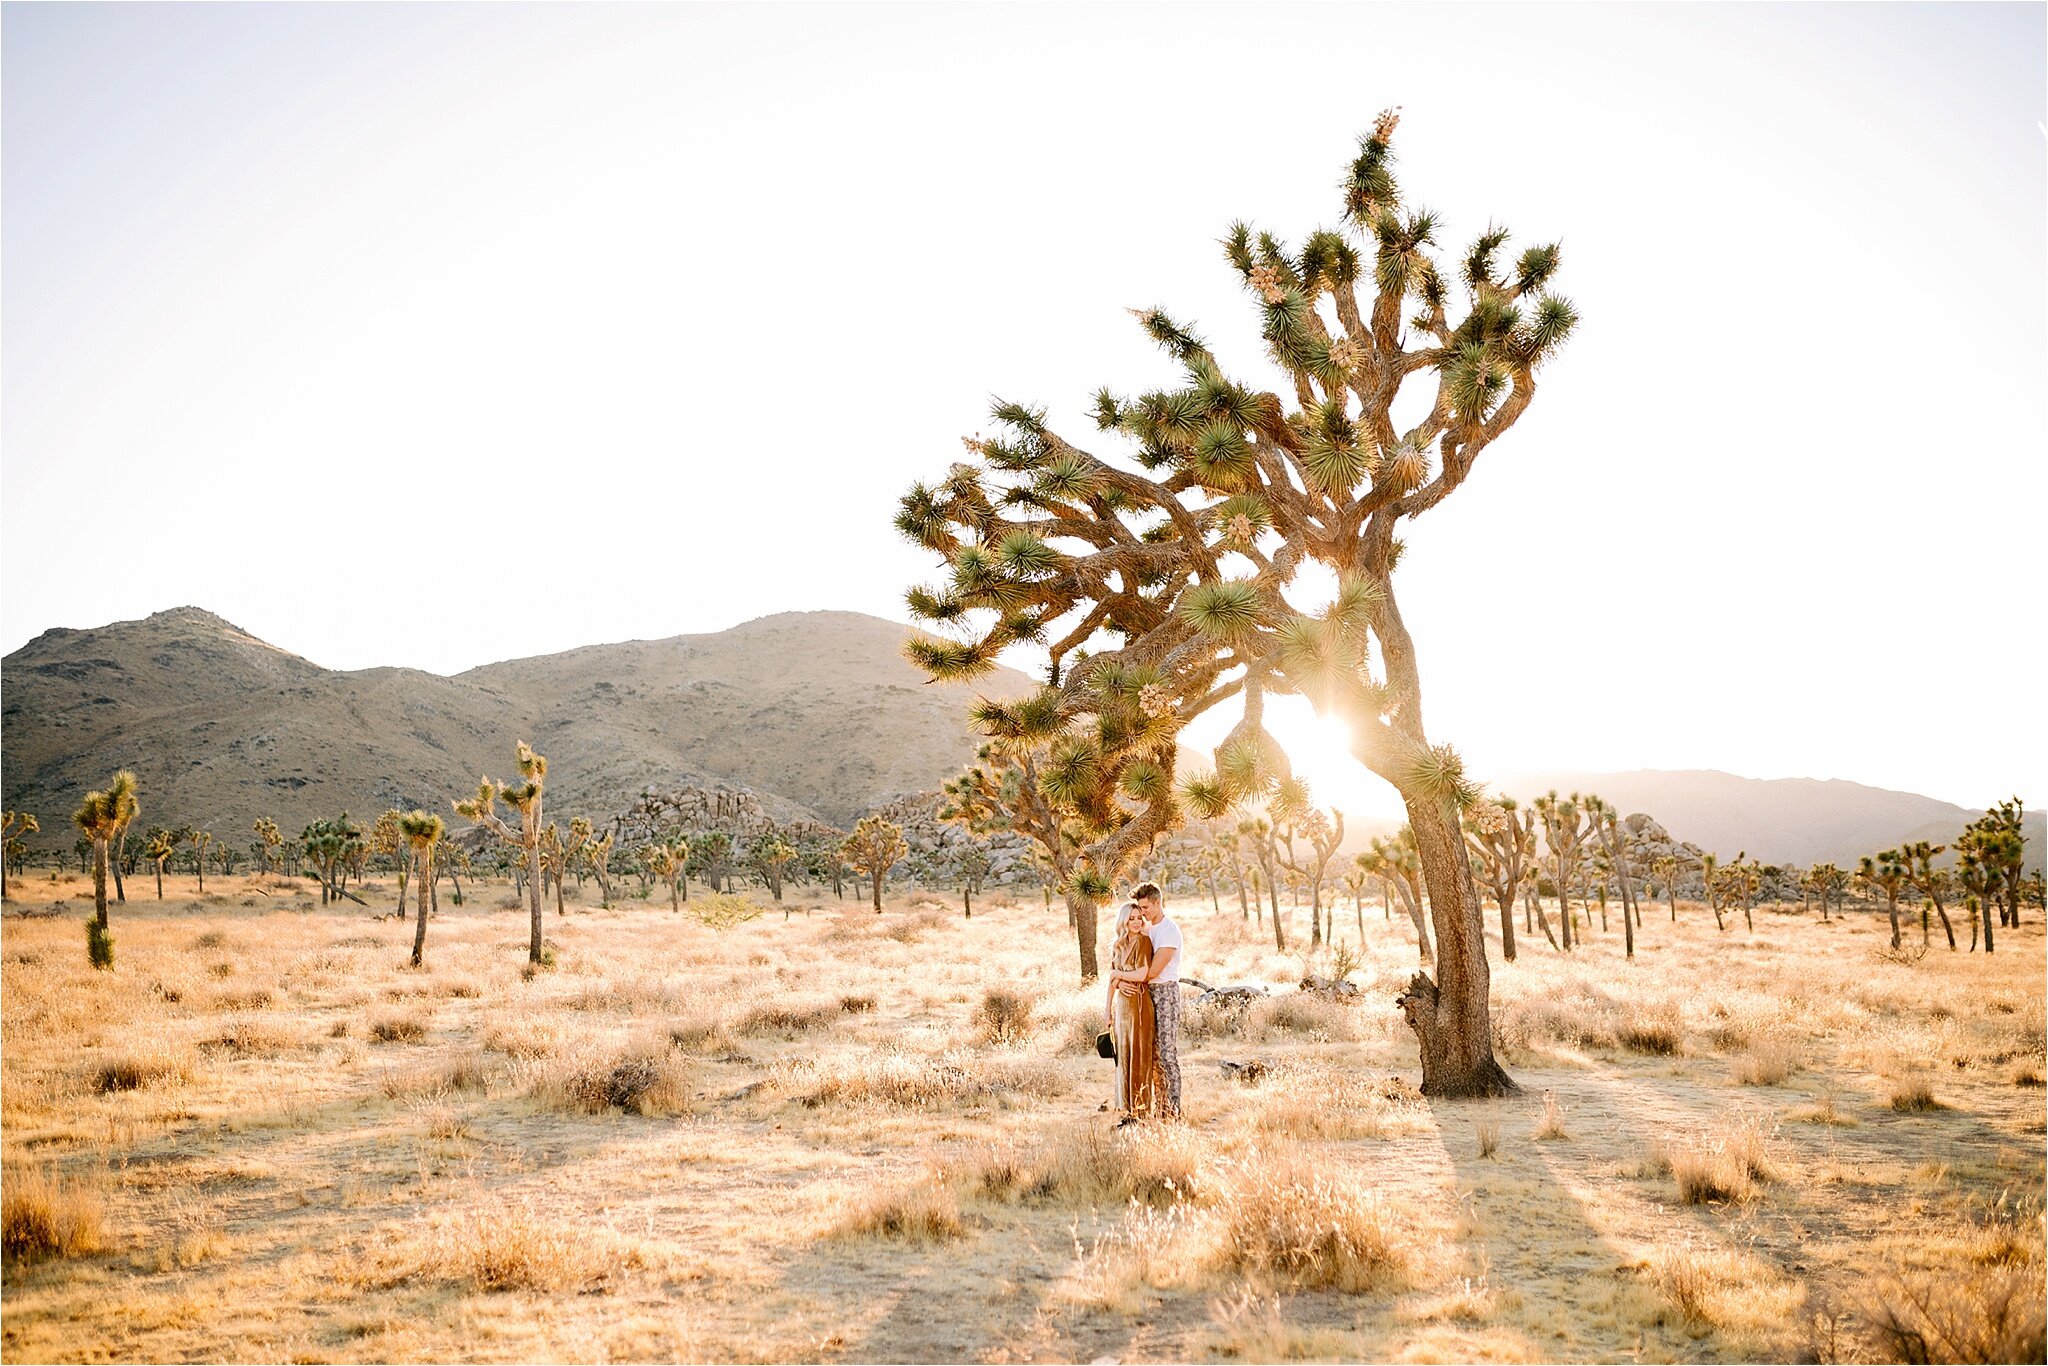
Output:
[1140,944,1177,982]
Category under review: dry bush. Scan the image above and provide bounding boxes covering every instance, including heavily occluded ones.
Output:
[383,1055,490,1101]
[974,987,1035,1046]
[202,1017,300,1057]
[405,1202,637,1292]
[1252,991,1358,1042]
[212,987,275,1011]
[1645,1242,1802,1333]
[2,1164,107,1262]
[564,977,683,1015]
[1793,1091,1859,1128]
[1890,1079,1943,1112]
[2011,1061,2044,1088]
[1733,1034,1799,1086]
[1618,1001,1685,1056]
[1249,1066,1430,1141]
[1866,1267,2046,1365]
[90,1041,194,1093]
[1205,1288,1355,1360]
[192,931,230,950]
[479,1014,560,1058]
[1666,1109,1777,1205]
[1534,1091,1570,1140]
[965,1123,1214,1210]
[839,994,877,1015]
[881,909,949,945]
[1477,1121,1501,1159]
[1209,1154,1413,1292]
[368,1011,429,1044]
[439,979,483,1000]
[735,999,839,1036]
[798,1049,1067,1110]
[1498,978,1622,1053]
[528,1040,692,1117]
[664,1010,732,1053]
[833,1172,966,1243]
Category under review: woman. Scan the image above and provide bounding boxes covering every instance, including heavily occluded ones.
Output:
[1105,901,1158,1122]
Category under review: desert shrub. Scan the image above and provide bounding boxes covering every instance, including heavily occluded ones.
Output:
[974,988,1035,1046]
[479,1014,559,1058]
[1250,1066,1430,1141]
[1665,1110,1776,1204]
[1534,1091,1570,1140]
[213,987,275,1011]
[798,1049,1067,1110]
[834,1173,965,1243]
[839,994,877,1015]
[690,892,763,931]
[91,1042,193,1094]
[440,980,483,1000]
[1867,1267,2046,1365]
[192,931,229,950]
[665,1011,732,1053]
[369,1012,429,1044]
[416,1202,632,1292]
[1497,979,1622,1053]
[1477,1122,1501,1159]
[532,1043,691,1116]
[2013,1062,2044,1088]
[2,1165,106,1262]
[1618,1002,1684,1055]
[203,1018,298,1057]
[1210,1157,1412,1292]
[735,1000,838,1036]
[207,961,234,979]
[1733,1034,1799,1086]
[969,1123,1214,1210]
[1253,992,1355,1041]
[1890,1079,1943,1112]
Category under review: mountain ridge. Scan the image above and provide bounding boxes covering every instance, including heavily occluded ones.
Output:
[2,607,2035,872]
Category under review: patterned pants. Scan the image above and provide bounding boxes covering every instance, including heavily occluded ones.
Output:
[1148,982,1183,1118]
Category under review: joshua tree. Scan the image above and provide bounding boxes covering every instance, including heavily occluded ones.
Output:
[1956,843,1997,953]
[144,827,180,898]
[103,771,139,904]
[1,812,38,901]
[1720,851,1761,932]
[252,816,283,875]
[398,810,444,967]
[73,783,125,963]
[1239,816,1281,936]
[752,834,798,902]
[643,836,690,911]
[1649,854,1684,921]
[454,741,549,965]
[190,830,214,894]
[1588,798,1639,959]
[1533,791,1596,950]
[688,830,734,895]
[1858,850,1910,949]
[955,846,992,917]
[300,816,363,904]
[1463,796,1530,962]
[1359,830,1431,964]
[1700,852,1726,931]
[843,816,908,913]
[1898,841,1957,949]
[371,810,410,910]
[1959,798,2026,931]
[583,830,617,907]
[1205,823,1253,919]
[898,112,1571,1093]
[1274,798,1345,948]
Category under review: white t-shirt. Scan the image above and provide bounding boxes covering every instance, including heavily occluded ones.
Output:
[1145,916,1183,983]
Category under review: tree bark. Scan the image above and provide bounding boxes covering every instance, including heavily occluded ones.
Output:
[92,838,110,929]
[1395,800,1516,1097]
[411,850,431,967]
[1496,887,1517,963]
[871,870,883,912]
[1065,889,1101,983]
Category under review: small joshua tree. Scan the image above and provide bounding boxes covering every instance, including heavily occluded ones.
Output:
[73,782,124,964]
[843,816,908,913]
[752,833,797,902]
[643,836,690,911]
[1899,841,1957,950]
[454,741,549,965]
[1359,829,1431,964]
[1463,796,1529,963]
[1858,850,1911,950]
[106,771,139,905]
[252,816,282,876]
[583,829,617,907]
[399,810,444,967]
[144,827,179,899]
[956,846,992,918]
[1,811,38,901]
[371,810,409,910]
[1588,798,1639,959]
[1273,794,1345,949]
[1533,791,1596,950]
[190,829,214,894]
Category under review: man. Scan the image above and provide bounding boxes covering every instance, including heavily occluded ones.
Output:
[1108,881,1183,1121]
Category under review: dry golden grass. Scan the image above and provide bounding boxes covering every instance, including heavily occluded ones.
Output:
[1,872,2042,1363]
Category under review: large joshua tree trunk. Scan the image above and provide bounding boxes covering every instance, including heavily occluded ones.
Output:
[1396,800,1516,1097]
[1064,889,1101,983]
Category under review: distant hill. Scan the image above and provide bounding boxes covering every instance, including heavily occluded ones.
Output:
[1,607,1033,838]
[4,608,2034,875]
[1491,769,2041,873]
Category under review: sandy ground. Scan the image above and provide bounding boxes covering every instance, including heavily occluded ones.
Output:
[2,871,2042,1363]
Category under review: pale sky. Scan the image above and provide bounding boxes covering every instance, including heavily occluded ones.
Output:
[3,2,2043,821]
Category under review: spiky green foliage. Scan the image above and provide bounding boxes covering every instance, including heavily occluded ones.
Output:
[86,919,114,970]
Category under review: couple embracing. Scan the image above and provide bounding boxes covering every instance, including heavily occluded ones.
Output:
[1103,881,1184,1125]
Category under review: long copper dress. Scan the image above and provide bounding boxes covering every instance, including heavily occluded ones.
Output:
[1110,921,1159,1118]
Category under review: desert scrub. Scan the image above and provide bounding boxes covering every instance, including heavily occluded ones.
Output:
[1732,1033,1798,1086]
[1664,1109,1778,1205]
[90,1041,194,1093]
[735,999,839,1035]
[832,1169,966,1243]
[797,1048,1067,1110]
[962,1122,1214,1210]
[1248,1065,1431,1141]
[973,987,1035,1046]
[368,1010,429,1044]
[2,1164,107,1262]
[390,1202,643,1293]
[478,1013,560,1058]
[1617,1001,1684,1055]
[664,1010,733,1053]
[529,1041,691,1116]
[1209,1153,1415,1292]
